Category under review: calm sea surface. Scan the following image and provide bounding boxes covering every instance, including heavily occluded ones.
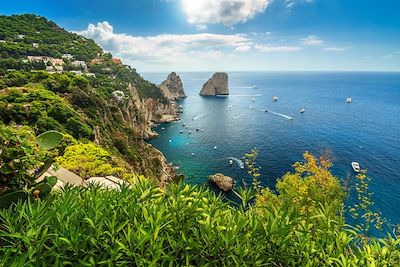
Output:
[143,71,400,226]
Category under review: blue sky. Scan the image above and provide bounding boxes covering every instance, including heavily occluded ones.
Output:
[1,0,399,72]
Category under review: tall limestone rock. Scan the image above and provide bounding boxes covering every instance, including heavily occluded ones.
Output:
[199,72,229,96]
[159,72,186,100]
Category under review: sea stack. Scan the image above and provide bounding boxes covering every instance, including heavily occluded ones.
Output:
[199,72,229,96]
[159,72,186,100]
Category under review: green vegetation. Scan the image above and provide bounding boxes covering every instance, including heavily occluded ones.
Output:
[1,174,399,266]
[55,143,133,181]
[0,14,101,62]
[0,124,62,208]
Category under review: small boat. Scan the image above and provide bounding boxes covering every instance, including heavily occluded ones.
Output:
[345,97,352,103]
[229,160,233,165]
[264,109,268,113]
[201,129,204,132]
[179,105,183,108]
[185,126,189,129]
[182,124,186,127]
[196,128,200,132]
[213,146,217,150]
[188,131,192,134]
[179,130,184,133]
[161,127,165,130]
[191,153,195,156]
[351,162,360,173]
[300,108,306,113]
[272,96,279,101]
[252,85,258,89]
[252,98,256,102]
[168,139,172,143]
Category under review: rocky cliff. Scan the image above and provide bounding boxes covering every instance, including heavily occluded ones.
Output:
[159,72,186,100]
[199,72,229,96]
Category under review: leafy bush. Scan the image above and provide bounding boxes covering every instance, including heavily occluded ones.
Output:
[0,179,399,266]
[0,124,63,207]
[55,143,126,179]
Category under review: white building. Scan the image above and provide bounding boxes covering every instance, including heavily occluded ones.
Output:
[62,54,74,60]
[72,60,87,69]
[32,43,39,48]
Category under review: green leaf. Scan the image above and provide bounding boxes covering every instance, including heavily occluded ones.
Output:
[36,131,63,151]
[0,190,31,209]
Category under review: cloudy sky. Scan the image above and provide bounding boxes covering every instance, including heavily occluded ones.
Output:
[1,0,400,72]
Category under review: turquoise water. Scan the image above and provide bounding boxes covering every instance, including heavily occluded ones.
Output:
[144,71,400,226]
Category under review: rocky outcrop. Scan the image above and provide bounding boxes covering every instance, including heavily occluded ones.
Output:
[159,72,186,100]
[209,173,234,191]
[199,72,229,96]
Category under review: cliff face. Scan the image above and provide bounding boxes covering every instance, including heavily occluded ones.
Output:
[159,72,186,100]
[199,72,229,96]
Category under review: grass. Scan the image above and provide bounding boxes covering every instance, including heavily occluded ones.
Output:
[1,178,399,266]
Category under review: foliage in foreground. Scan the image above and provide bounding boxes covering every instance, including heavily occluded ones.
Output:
[0,178,399,266]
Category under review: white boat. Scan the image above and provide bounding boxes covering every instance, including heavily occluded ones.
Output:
[179,130,184,133]
[300,108,306,113]
[213,146,217,150]
[351,162,360,173]
[252,98,256,102]
[188,131,192,134]
[345,97,352,103]
[168,139,172,143]
[161,127,165,130]
[229,160,233,165]
[252,85,258,89]
[191,153,195,156]
[272,96,279,101]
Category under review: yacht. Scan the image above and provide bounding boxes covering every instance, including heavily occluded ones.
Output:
[272,96,279,101]
[345,97,352,103]
[351,162,360,173]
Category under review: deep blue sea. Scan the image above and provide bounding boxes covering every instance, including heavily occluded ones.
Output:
[143,71,400,227]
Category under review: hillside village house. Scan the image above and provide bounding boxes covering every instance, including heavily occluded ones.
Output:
[112,58,122,65]
[62,53,73,60]
[32,43,39,48]
[72,60,87,69]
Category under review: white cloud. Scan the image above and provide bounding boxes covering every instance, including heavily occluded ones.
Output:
[182,0,270,27]
[384,54,393,58]
[235,45,252,52]
[301,35,323,46]
[255,44,302,52]
[285,0,314,10]
[77,21,252,64]
[323,47,351,52]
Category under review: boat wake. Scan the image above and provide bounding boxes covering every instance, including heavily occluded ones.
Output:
[269,111,293,120]
[226,157,245,169]
[192,114,208,120]
[233,115,244,119]
[217,94,262,97]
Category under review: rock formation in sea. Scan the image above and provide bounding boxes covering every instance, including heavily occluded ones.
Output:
[199,72,229,96]
[209,173,234,191]
[159,72,186,100]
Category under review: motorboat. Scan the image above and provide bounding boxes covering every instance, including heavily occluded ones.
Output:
[188,131,192,134]
[300,108,306,113]
[252,98,256,102]
[213,146,217,150]
[168,139,172,143]
[345,97,352,103]
[161,127,165,130]
[252,85,258,89]
[191,153,195,157]
[179,130,184,133]
[196,128,200,132]
[351,162,360,173]
[272,96,279,101]
[264,109,268,113]
[229,160,233,165]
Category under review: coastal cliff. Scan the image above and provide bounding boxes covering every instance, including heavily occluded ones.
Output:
[0,14,179,185]
[159,72,186,100]
[199,72,229,96]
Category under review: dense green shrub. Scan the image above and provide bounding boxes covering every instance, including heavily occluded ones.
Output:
[0,179,399,266]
